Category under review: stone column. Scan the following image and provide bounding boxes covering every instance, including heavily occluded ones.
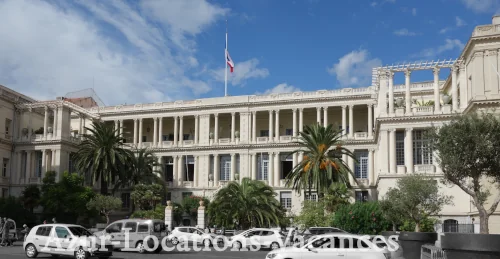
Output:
[230,153,236,181]
[251,153,257,180]
[323,107,328,127]
[342,105,347,135]
[51,149,56,173]
[252,111,257,142]
[348,105,354,138]
[299,108,304,133]
[172,155,178,186]
[389,129,396,174]
[214,154,220,185]
[114,120,118,136]
[177,155,183,185]
[179,116,184,145]
[53,107,58,137]
[28,108,33,138]
[214,114,219,143]
[41,149,46,178]
[268,152,274,186]
[451,66,458,111]
[433,67,441,112]
[173,116,178,146]
[119,120,123,138]
[133,119,138,146]
[405,69,412,115]
[231,112,236,143]
[274,152,280,187]
[26,151,32,178]
[347,154,355,186]
[369,149,375,186]
[459,63,467,109]
[153,117,158,147]
[292,108,297,137]
[268,110,273,142]
[17,151,23,183]
[138,118,143,146]
[194,115,198,145]
[159,117,163,146]
[43,106,48,139]
[316,107,321,124]
[388,71,395,115]
[193,156,198,187]
[275,110,280,141]
[405,128,414,174]
[165,201,173,231]
[368,104,373,137]
[293,153,298,168]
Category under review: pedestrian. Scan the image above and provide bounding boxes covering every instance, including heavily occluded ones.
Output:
[22,224,29,241]
[52,218,56,224]
[0,218,7,246]
[43,220,47,224]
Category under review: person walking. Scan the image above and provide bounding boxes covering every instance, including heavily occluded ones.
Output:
[0,218,8,246]
[21,224,30,241]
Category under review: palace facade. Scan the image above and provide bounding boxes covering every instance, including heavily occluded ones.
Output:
[2,16,500,231]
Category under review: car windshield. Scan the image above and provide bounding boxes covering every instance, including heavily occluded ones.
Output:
[68,227,93,237]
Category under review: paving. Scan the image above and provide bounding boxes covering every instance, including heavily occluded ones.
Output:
[0,243,269,259]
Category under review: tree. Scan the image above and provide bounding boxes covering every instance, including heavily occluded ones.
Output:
[73,120,132,195]
[181,195,210,220]
[20,185,41,213]
[427,113,500,234]
[208,178,286,229]
[40,171,96,223]
[322,183,351,213]
[285,124,356,196]
[379,189,404,231]
[114,148,161,189]
[0,197,37,226]
[86,194,122,224]
[381,174,453,232]
[333,202,391,235]
[130,184,163,211]
[294,200,331,229]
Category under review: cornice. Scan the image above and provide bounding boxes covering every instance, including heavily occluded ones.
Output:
[376,113,458,123]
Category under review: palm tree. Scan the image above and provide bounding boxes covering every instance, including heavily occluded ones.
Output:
[208,178,286,229]
[114,148,162,192]
[286,123,357,196]
[73,120,132,195]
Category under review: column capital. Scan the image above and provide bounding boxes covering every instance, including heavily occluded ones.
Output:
[298,108,304,112]
[322,106,328,110]
[341,105,347,110]
[388,128,396,132]
[405,127,413,132]
[349,104,354,110]
[292,108,297,112]
[269,151,275,155]
[139,117,143,122]
[452,65,459,73]
[316,107,322,111]
[119,119,123,123]
[134,118,138,122]
[179,115,184,119]
[194,114,199,118]
[231,153,236,157]
[214,113,219,117]
[433,67,440,75]
[275,109,280,114]
[404,69,412,77]
[369,148,376,152]
[251,110,257,115]
[231,112,236,116]
[387,71,394,79]
[367,104,373,108]
[268,110,273,114]
[214,153,219,157]
[153,117,158,120]
[44,106,49,111]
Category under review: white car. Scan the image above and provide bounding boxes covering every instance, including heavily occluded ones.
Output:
[265,233,394,259]
[23,224,113,259]
[229,228,285,250]
[167,227,221,247]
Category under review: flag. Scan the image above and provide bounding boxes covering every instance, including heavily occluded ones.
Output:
[226,49,234,73]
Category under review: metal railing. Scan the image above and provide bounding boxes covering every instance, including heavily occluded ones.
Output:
[421,244,446,259]
[442,223,474,233]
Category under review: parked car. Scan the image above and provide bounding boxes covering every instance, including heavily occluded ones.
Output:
[295,227,347,243]
[266,233,391,259]
[23,223,113,259]
[93,219,165,253]
[167,226,222,246]
[229,228,286,250]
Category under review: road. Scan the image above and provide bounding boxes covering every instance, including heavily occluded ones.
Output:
[0,243,269,259]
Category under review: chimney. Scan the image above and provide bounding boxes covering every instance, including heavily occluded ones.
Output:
[493,14,500,25]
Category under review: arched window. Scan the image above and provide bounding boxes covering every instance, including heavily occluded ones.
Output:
[443,219,458,232]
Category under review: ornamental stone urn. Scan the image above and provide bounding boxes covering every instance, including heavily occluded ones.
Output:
[235,131,240,138]
[47,127,53,134]
[209,132,214,139]
[395,98,404,107]
[442,94,451,104]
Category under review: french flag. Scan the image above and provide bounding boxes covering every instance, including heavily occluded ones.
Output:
[226,49,234,73]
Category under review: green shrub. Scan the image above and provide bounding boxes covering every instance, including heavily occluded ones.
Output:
[332,202,391,235]
[399,217,438,233]
[131,205,165,220]
[181,195,210,219]
[294,200,331,229]
[0,197,37,226]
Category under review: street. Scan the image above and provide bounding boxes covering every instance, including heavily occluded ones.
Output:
[0,243,269,259]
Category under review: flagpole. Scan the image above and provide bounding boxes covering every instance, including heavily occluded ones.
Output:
[224,20,228,97]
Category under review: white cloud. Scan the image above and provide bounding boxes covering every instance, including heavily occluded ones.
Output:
[211,59,270,86]
[0,0,231,105]
[394,28,418,36]
[370,2,377,7]
[257,83,300,95]
[461,0,500,13]
[439,27,451,34]
[327,49,382,87]
[413,39,465,58]
[455,16,467,27]
[412,8,417,16]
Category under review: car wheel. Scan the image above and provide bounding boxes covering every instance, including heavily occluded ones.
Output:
[270,242,280,250]
[232,241,242,250]
[136,241,145,254]
[203,239,211,247]
[25,244,38,258]
[154,245,162,254]
[74,248,88,259]
[171,237,179,245]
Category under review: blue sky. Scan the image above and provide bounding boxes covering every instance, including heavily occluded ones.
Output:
[0,0,499,105]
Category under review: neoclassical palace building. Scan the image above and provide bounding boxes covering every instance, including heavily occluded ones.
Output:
[2,16,500,231]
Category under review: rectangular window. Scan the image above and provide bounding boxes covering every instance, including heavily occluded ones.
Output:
[2,158,8,177]
[184,156,194,182]
[121,193,130,209]
[260,130,269,137]
[413,130,433,165]
[280,192,292,209]
[257,154,269,180]
[354,151,368,179]
[355,191,369,203]
[285,129,293,136]
[396,131,405,166]
[5,119,11,138]
[68,153,75,174]
[142,136,147,142]
[220,156,231,181]
[1,188,8,198]
[36,152,42,177]
[305,192,318,201]
[124,222,137,232]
